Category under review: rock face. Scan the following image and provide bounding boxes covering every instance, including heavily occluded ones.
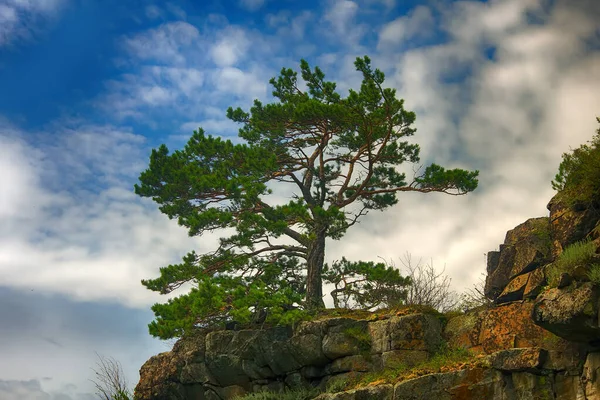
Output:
[485,217,552,301]
[135,303,598,400]
[548,193,600,257]
[135,313,444,400]
[532,282,600,344]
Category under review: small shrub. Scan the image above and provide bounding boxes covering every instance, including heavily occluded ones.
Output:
[547,238,597,286]
[90,353,132,400]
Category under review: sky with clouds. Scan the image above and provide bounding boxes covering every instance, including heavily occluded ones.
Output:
[0,0,598,398]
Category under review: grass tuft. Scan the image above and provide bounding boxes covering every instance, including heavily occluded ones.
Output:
[547,238,597,287]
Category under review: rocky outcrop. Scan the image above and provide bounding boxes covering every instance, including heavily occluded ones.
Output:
[136,190,600,400]
[135,302,598,400]
[135,313,444,400]
[485,217,552,301]
[312,350,600,400]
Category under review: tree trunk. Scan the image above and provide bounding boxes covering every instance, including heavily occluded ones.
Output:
[305,228,326,309]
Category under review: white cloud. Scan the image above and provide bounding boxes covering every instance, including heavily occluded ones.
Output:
[0,0,65,47]
[121,21,201,65]
[442,0,543,46]
[239,0,266,12]
[98,66,205,119]
[324,0,359,35]
[210,27,251,67]
[213,67,267,99]
[377,6,435,49]
[0,121,222,308]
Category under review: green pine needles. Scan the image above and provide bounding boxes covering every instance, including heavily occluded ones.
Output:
[135,56,479,339]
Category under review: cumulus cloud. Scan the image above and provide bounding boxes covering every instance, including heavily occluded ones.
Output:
[213,67,268,99]
[210,27,251,67]
[323,0,368,46]
[0,120,220,307]
[121,21,201,65]
[377,6,435,49]
[99,66,205,119]
[0,0,65,47]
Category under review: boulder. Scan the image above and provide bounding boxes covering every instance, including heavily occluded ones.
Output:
[532,282,600,343]
[548,193,600,257]
[369,313,442,354]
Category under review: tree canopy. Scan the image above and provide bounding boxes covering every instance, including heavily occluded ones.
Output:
[135,56,479,339]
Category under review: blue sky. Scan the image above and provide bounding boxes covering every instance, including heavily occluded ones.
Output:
[0,0,599,398]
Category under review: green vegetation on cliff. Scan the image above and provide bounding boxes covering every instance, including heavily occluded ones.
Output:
[552,117,600,208]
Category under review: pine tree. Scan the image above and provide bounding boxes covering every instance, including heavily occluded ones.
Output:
[135,56,479,339]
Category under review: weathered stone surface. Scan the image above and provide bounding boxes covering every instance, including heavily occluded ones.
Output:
[381,350,428,369]
[445,302,550,354]
[214,385,247,399]
[488,348,546,371]
[583,352,600,398]
[284,372,310,389]
[523,268,546,299]
[554,373,585,400]
[496,273,530,303]
[510,372,554,399]
[314,384,394,399]
[543,349,586,372]
[180,362,216,385]
[444,312,482,351]
[135,351,188,400]
[255,326,302,375]
[393,368,507,400]
[289,333,328,366]
[322,320,369,360]
[487,250,501,275]
[532,282,600,343]
[325,355,373,374]
[485,218,551,301]
[369,313,442,354]
[548,193,600,256]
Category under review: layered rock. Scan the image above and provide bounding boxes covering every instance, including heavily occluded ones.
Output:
[135,313,444,400]
[311,349,600,400]
[485,217,552,301]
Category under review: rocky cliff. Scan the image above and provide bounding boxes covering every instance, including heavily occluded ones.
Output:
[135,193,600,399]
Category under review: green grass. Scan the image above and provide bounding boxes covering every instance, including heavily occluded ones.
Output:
[587,264,600,284]
[355,343,475,388]
[547,238,597,287]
